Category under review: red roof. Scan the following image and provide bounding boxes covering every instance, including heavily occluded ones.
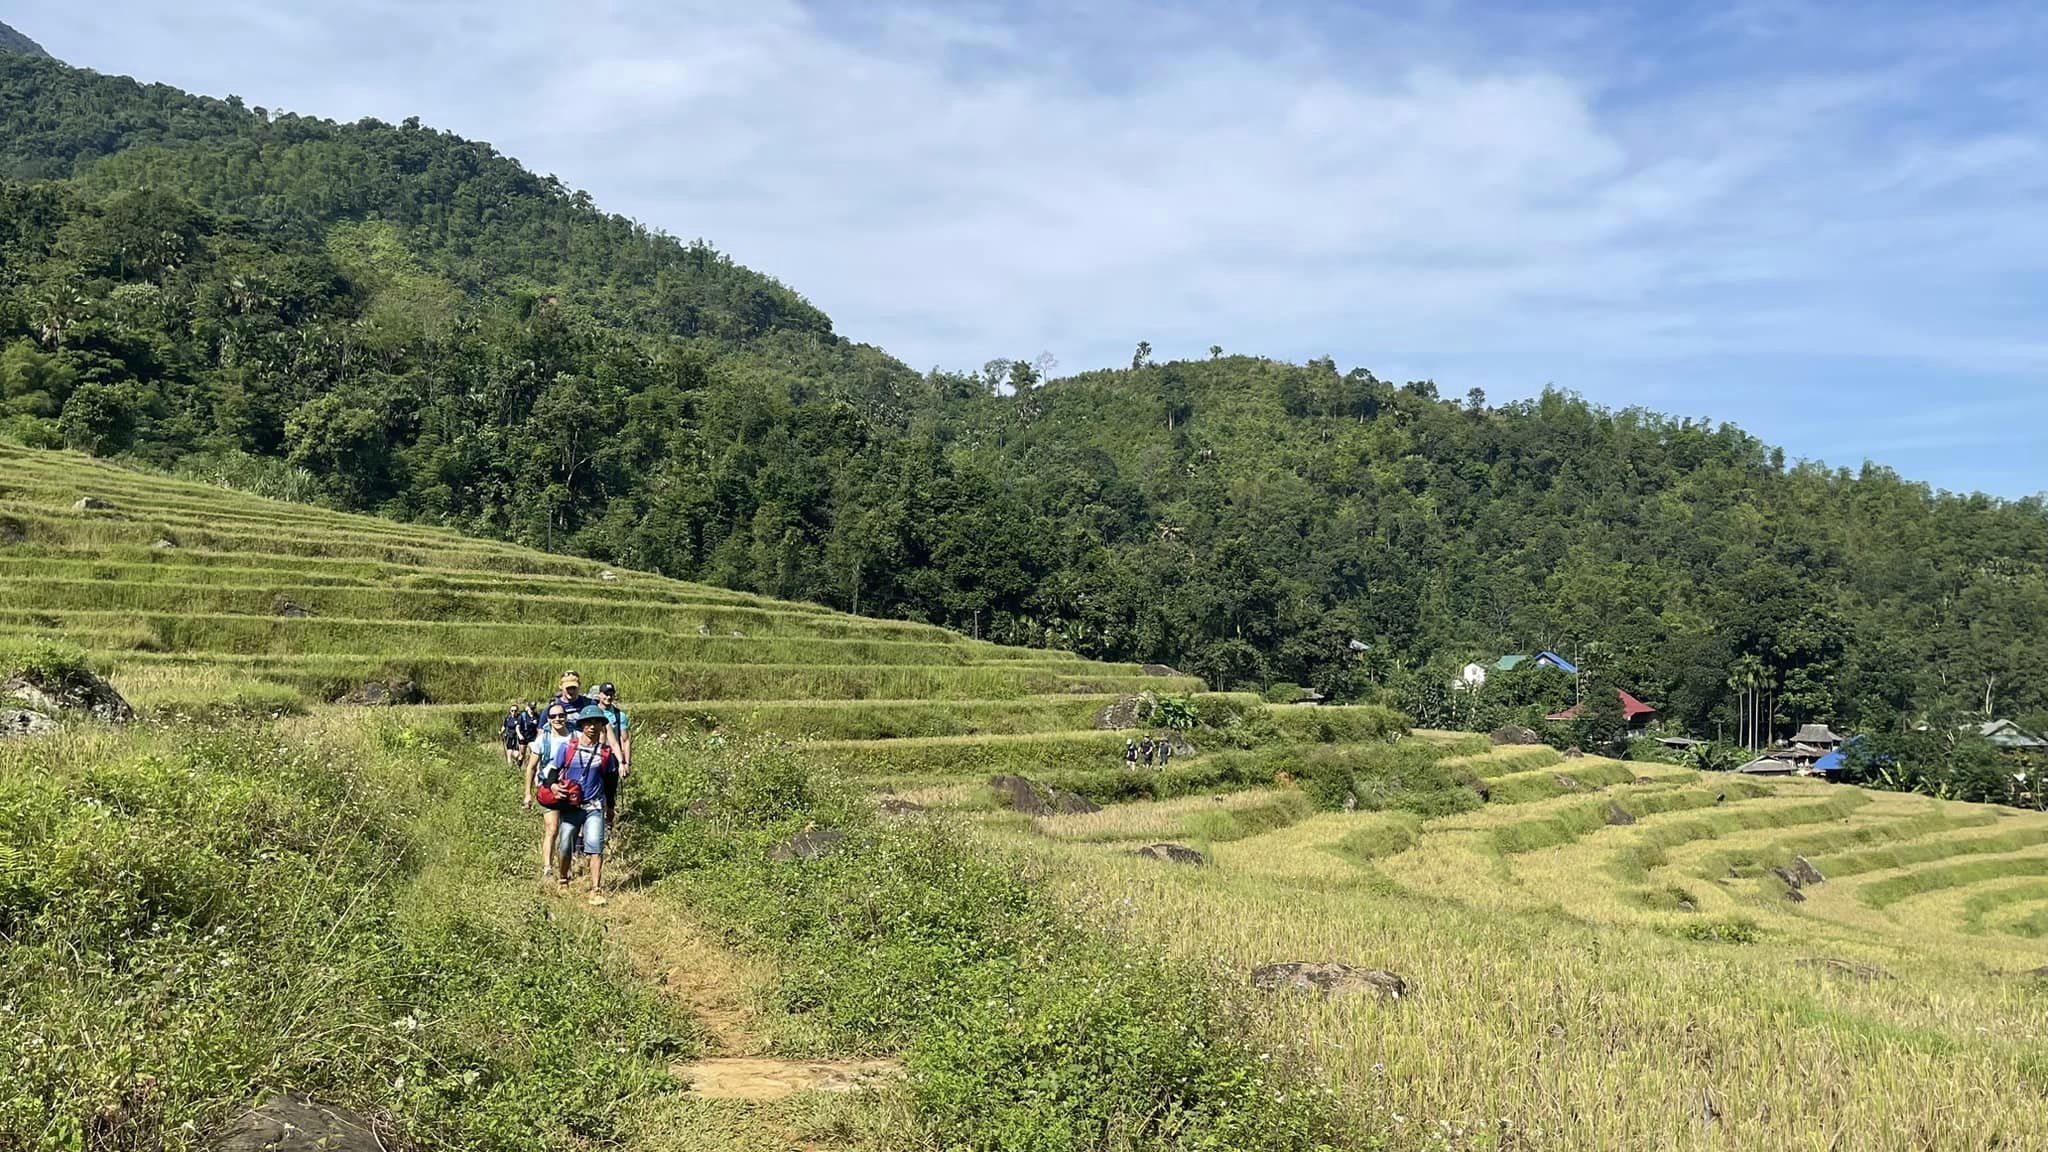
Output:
[1546,689,1656,722]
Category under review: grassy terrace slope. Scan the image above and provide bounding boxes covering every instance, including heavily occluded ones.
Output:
[0,444,1204,731]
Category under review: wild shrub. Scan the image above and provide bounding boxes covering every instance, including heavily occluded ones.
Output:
[1675,917,1762,944]
[0,634,96,688]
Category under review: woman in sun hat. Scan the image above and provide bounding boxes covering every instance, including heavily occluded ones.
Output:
[524,698,576,879]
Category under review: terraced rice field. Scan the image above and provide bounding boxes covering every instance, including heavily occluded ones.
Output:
[974,747,2048,1150]
[10,442,2045,1151]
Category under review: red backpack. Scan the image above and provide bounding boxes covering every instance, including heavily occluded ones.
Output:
[537,736,609,808]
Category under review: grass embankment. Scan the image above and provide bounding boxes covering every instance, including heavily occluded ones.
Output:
[0,714,689,1150]
[626,735,1351,1150]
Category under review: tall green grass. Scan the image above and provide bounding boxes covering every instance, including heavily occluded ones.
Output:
[1605,792,1873,882]
[1810,824,2048,879]
[1859,853,2048,908]
[106,651,1194,707]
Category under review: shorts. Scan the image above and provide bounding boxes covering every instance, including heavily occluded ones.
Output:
[556,805,607,857]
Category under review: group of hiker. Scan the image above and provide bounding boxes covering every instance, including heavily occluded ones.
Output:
[500,671,631,905]
[1123,734,1176,768]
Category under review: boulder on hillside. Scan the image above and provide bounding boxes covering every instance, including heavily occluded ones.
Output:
[1250,962,1408,1000]
[0,516,25,544]
[1796,957,1891,981]
[768,827,845,862]
[1606,802,1636,826]
[272,596,313,618]
[336,680,427,706]
[2027,966,2048,980]
[0,707,58,738]
[599,569,619,582]
[1131,843,1205,866]
[3,666,133,724]
[1790,856,1826,886]
[1092,692,1155,730]
[990,774,1052,815]
[215,1093,381,1152]
[151,537,177,550]
[1553,774,1583,792]
[1049,789,1101,814]
[1561,747,1584,759]
[1490,724,1541,745]
[876,797,926,817]
[71,496,112,511]
[1140,664,1183,678]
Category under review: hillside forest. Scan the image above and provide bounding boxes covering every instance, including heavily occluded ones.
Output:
[3,50,2047,761]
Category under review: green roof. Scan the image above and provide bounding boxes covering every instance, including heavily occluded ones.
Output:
[1493,654,1531,671]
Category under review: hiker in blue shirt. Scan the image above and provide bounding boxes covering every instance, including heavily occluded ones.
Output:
[500,704,525,769]
[595,682,631,823]
[549,705,617,905]
[551,670,593,720]
[523,700,575,879]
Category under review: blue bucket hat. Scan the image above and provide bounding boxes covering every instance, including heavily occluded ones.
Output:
[574,704,609,725]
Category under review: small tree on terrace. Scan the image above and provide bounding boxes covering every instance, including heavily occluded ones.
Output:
[1572,675,1630,754]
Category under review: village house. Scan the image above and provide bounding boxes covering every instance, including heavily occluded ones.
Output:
[1493,651,1578,675]
[1545,688,1656,728]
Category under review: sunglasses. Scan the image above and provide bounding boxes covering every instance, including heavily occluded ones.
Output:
[546,711,567,721]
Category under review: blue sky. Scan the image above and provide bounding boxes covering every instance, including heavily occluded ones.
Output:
[12,1,2048,496]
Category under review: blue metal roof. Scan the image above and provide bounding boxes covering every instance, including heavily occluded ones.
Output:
[1536,651,1579,675]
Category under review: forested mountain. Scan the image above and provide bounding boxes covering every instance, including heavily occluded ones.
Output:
[0,22,50,59]
[3,48,2046,742]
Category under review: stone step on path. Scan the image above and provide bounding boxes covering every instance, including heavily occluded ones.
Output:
[671,1057,901,1101]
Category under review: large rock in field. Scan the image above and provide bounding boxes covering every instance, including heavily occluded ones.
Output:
[990,774,1052,815]
[1092,692,1155,730]
[1790,856,1825,886]
[1796,957,1891,981]
[273,595,313,617]
[336,679,427,706]
[0,707,57,738]
[1606,802,1636,826]
[1131,843,1205,866]
[1049,789,1100,814]
[768,827,845,862]
[214,1093,380,1152]
[71,496,112,511]
[1140,664,1183,677]
[2,667,133,724]
[876,797,925,817]
[1251,962,1408,1000]
[1490,725,1540,745]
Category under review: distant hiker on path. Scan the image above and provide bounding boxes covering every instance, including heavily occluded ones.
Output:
[1125,738,1139,767]
[595,682,631,824]
[524,700,575,878]
[500,705,525,768]
[1158,738,1173,769]
[1139,735,1156,767]
[550,705,617,905]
